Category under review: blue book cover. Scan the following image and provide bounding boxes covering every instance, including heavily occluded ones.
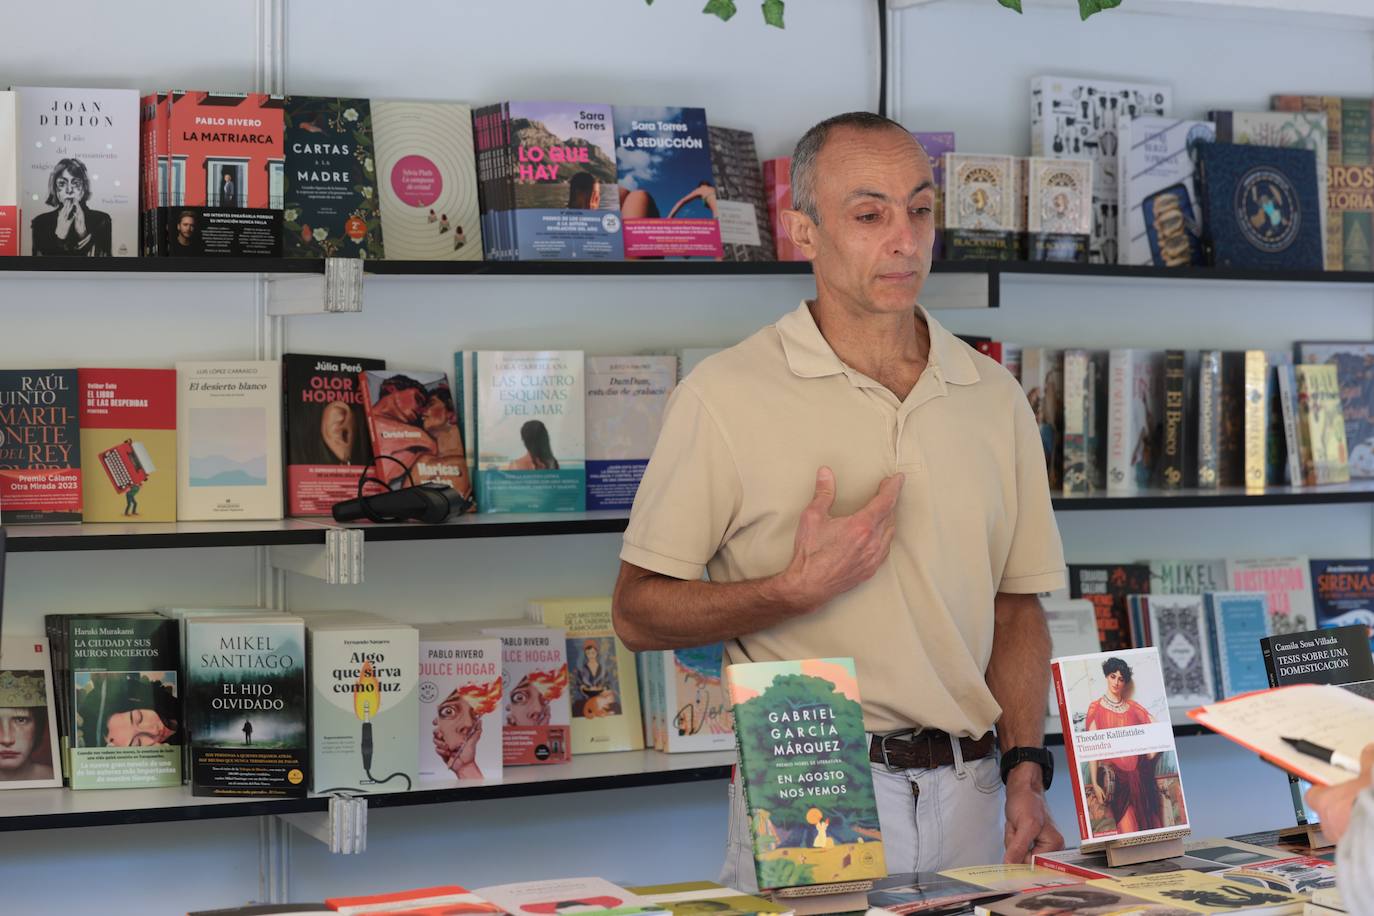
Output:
[1196,142,1323,271]
[614,106,722,259]
[1310,559,1374,649]
[1203,591,1271,698]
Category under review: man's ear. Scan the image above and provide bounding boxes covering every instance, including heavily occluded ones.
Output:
[779,208,820,260]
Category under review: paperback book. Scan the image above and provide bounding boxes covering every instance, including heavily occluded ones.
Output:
[1203,592,1272,699]
[283,353,385,517]
[1295,341,1374,477]
[1069,563,1150,652]
[0,369,81,524]
[528,597,644,755]
[1295,363,1351,485]
[1044,598,1102,715]
[1117,116,1214,267]
[1051,647,1191,851]
[762,157,804,261]
[329,886,502,916]
[306,617,419,795]
[470,350,586,513]
[865,873,1007,916]
[186,615,308,797]
[1021,348,1063,491]
[149,91,285,257]
[78,368,176,523]
[176,361,283,521]
[416,627,503,785]
[0,635,62,789]
[1327,163,1374,271]
[585,355,675,511]
[707,125,773,262]
[372,100,481,260]
[0,91,15,255]
[282,96,384,258]
[614,106,722,259]
[15,86,138,256]
[914,132,955,260]
[359,368,473,508]
[1195,142,1324,271]
[1140,595,1216,706]
[1106,349,1163,494]
[628,881,792,916]
[1151,559,1227,596]
[481,625,571,766]
[1310,559,1374,647]
[67,615,182,790]
[657,643,734,752]
[1227,557,1316,636]
[474,878,665,916]
[725,657,886,893]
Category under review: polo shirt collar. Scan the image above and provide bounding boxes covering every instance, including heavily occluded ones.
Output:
[777,300,981,387]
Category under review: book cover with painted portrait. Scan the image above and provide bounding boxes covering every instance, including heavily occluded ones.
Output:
[282,96,383,259]
[1051,648,1191,852]
[359,368,473,509]
[614,106,722,259]
[14,87,138,257]
[78,368,176,523]
[373,100,481,260]
[0,636,62,790]
[1296,342,1374,478]
[416,628,502,786]
[725,657,886,891]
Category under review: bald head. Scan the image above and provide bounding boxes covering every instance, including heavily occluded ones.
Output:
[790,112,924,222]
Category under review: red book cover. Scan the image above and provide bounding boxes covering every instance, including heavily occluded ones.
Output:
[359,369,474,510]
[138,92,170,256]
[283,353,385,517]
[78,368,176,522]
[763,157,806,261]
[0,370,81,523]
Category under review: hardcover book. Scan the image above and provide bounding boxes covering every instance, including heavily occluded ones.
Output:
[1117,116,1214,267]
[1272,95,1373,166]
[1266,350,1292,486]
[0,91,15,255]
[416,627,503,785]
[1218,351,1247,487]
[1162,350,1187,489]
[1063,350,1090,494]
[471,350,586,513]
[78,368,176,523]
[1106,350,1163,494]
[283,353,385,517]
[372,100,481,260]
[67,615,182,790]
[185,615,308,797]
[725,657,886,892]
[1070,563,1150,652]
[1227,557,1316,636]
[151,91,285,257]
[15,87,138,256]
[660,644,734,752]
[1212,110,1331,270]
[175,361,283,521]
[707,125,773,262]
[1026,157,1093,262]
[614,106,721,259]
[282,97,383,258]
[762,157,804,261]
[1195,142,1324,271]
[528,597,644,755]
[1150,560,1227,595]
[1203,592,1272,699]
[306,617,418,795]
[1244,350,1269,490]
[1327,164,1374,270]
[1141,595,1216,707]
[1051,647,1191,851]
[1021,348,1064,491]
[0,369,81,524]
[1197,350,1221,487]
[943,153,1020,260]
[1031,76,1172,264]
[1295,364,1350,485]
[1296,341,1374,477]
[585,355,675,511]
[0,636,62,789]
[480,625,571,766]
[913,132,955,260]
[359,368,473,508]
[1309,559,1374,647]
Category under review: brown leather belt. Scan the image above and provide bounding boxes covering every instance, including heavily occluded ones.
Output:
[869,729,996,770]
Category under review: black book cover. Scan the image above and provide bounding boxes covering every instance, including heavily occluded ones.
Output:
[282,97,384,258]
[707,125,774,263]
[1262,624,1374,694]
[282,353,385,517]
[1161,350,1187,489]
[1218,352,1246,487]
[0,370,81,524]
[1196,142,1324,271]
[1069,563,1151,652]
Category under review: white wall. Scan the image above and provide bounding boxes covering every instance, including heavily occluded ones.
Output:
[0,1,1369,913]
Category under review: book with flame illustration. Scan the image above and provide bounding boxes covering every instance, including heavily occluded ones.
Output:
[305,614,418,794]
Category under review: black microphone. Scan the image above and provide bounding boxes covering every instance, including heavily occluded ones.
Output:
[332,482,471,524]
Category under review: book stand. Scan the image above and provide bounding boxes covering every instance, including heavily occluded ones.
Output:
[1101,835,1186,867]
[770,881,873,916]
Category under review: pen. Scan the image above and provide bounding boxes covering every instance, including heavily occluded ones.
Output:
[1281,736,1362,775]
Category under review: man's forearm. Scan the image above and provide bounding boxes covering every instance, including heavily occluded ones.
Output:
[612,563,806,651]
[987,591,1051,752]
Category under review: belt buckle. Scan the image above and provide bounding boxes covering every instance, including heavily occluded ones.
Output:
[878,728,918,772]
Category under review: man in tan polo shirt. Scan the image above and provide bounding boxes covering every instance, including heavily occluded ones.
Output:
[612,112,1068,881]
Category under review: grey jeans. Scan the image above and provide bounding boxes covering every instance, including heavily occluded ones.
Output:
[720,733,1006,892]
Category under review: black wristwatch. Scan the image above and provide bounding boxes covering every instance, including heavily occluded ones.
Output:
[1000,746,1054,790]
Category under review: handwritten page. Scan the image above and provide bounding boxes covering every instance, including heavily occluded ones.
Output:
[1188,684,1374,786]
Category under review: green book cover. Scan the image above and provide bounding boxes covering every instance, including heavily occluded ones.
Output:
[724,657,885,891]
[68,615,182,790]
[186,616,309,798]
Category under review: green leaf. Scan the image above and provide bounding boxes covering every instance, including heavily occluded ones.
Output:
[762,0,784,28]
[1078,0,1122,18]
[703,0,737,21]
[997,0,1023,11]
